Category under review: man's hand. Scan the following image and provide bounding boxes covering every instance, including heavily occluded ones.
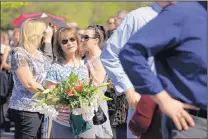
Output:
[152,90,199,131]
[125,88,141,109]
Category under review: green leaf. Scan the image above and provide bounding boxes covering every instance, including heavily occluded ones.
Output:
[42,89,51,94]
[79,96,83,107]
[36,98,46,106]
[37,88,44,92]
[102,96,113,101]
[32,92,40,99]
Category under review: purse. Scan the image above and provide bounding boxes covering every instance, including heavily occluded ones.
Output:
[93,105,107,125]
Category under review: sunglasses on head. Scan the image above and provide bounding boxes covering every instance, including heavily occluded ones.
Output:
[81,34,96,41]
[61,37,76,45]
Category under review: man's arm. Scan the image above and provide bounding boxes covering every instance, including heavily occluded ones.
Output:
[101,15,135,94]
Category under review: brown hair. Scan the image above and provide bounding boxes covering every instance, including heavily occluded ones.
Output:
[53,27,81,63]
[13,28,20,36]
[86,25,106,48]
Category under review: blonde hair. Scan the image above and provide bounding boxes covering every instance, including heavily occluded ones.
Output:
[53,27,81,63]
[18,18,47,51]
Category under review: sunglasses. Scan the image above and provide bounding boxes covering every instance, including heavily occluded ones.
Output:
[108,22,114,25]
[81,34,96,41]
[61,37,76,45]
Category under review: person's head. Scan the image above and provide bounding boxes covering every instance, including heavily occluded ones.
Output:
[18,18,47,52]
[53,27,81,62]
[67,22,79,30]
[1,31,9,45]
[12,28,20,44]
[107,16,116,31]
[81,25,106,52]
[77,29,85,39]
[156,1,176,8]
[114,10,128,27]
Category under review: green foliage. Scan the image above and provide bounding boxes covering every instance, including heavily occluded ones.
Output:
[1,2,28,28]
[1,2,151,29]
[33,71,111,109]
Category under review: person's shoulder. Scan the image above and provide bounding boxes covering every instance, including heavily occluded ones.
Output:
[128,5,157,17]
[12,47,28,57]
[49,62,62,70]
[162,2,205,18]
[125,4,158,23]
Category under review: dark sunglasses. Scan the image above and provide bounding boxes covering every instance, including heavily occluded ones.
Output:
[61,37,76,45]
[81,34,96,41]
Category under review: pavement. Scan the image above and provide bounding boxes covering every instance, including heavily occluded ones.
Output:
[0,129,14,139]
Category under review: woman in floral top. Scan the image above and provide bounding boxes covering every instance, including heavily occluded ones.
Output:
[7,19,51,139]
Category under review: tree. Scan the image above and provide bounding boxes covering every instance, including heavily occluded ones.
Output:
[1,2,151,29]
[1,2,28,28]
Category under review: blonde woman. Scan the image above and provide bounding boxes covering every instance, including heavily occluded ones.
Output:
[7,19,51,139]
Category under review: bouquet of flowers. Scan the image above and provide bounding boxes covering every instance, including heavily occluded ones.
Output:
[32,72,112,135]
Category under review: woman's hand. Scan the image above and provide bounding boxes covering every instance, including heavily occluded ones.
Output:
[56,104,70,112]
[0,62,10,72]
[43,26,53,43]
[45,94,58,105]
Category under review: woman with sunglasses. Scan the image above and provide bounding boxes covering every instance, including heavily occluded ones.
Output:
[45,27,111,138]
[80,25,113,138]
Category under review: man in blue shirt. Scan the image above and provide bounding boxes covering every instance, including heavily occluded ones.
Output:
[100,2,169,138]
[119,2,207,138]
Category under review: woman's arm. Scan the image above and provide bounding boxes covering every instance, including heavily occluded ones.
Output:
[16,65,44,94]
[92,59,106,84]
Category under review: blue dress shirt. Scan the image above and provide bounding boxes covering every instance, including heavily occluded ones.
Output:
[101,2,162,94]
[119,2,207,109]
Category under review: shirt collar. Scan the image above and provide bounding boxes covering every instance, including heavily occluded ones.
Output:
[151,2,162,13]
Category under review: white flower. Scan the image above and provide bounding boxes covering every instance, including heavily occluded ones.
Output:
[33,103,58,120]
[82,106,95,121]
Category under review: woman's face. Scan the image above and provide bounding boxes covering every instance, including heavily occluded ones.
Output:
[80,29,98,52]
[59,31,78,55]
[13,31,20,43]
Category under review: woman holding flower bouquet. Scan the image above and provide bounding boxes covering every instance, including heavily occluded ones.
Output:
[44,26,112,138]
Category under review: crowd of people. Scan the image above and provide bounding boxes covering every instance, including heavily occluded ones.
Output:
[0,1,207,139]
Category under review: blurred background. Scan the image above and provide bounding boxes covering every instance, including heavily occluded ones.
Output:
[1,2,151,29]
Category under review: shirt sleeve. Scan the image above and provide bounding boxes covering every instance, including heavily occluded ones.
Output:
[11,48,29,73]
[45,64,59,84]
[119,9,182,95]
[100,15,136,93]
[40,42,53,64]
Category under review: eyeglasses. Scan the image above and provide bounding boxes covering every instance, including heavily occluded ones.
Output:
[61,37,76,45]
[81,34,96,41]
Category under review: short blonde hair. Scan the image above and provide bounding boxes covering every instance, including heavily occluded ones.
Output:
[18,18,47,51]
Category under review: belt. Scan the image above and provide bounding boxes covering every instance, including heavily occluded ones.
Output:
[188,109,207,119]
